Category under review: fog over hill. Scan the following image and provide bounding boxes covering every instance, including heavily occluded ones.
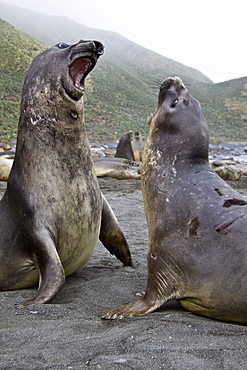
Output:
[0,1,212,83]
[0,1,246,142]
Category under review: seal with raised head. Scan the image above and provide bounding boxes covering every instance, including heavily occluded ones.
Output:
[131,130,143,162]
[0,40,131,305]
[115,130,135,161]
[103,77,247,323]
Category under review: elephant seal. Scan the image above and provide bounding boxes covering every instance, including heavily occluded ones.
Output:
[210,160,242,181]
[131,131,143,162]
[115,131,135,160]
[0,151,14,181]
[93,157,141,179]
[0,40,131,305]
[103,76,247,323]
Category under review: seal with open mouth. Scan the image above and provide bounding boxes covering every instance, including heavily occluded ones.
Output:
[103,77,247,323]
[0,40,131,305]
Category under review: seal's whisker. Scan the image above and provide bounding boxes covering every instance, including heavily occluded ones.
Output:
[153,78,165,86]
[142,86,160,90]
[150,85,162,89]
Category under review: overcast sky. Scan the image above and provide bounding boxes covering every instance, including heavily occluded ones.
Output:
[2,0,247,82]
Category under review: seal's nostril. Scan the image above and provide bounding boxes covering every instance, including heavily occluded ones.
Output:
[93,40,104,55]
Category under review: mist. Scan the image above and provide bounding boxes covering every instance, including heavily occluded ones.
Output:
[1,0,247,82]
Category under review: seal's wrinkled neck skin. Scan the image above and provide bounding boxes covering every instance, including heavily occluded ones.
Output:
[19,40,104,137]
[146,77,209,165]
[12,39,104,183]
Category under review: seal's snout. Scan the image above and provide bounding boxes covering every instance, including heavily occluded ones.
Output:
[174,76,185,86]
[160,76,186,91]
[76,40,104,56]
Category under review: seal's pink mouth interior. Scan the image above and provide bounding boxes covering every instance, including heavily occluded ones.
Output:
[69,57,94,90]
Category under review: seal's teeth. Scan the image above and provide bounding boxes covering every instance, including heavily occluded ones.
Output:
[75,82,84,92]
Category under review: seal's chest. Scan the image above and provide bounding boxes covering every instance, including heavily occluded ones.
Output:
[56,200,102,275]
[59,229,100,276]
[55,182,101,235]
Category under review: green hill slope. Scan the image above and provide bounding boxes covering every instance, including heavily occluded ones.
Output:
[194,79,247,141]
[0,18,46,140]
[0,2,246,143]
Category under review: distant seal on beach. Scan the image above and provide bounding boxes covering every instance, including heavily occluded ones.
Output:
[0,40,131,305]
[94,157,141,179]
[0,151,14,181]
[115,131,134,160]
[131,131,143,161]
[103,76,247,323]
[210,160,242,181]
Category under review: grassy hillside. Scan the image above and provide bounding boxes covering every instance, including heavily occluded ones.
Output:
[0,2,246,143]
[194,79,247,141]
[0,18,46,140]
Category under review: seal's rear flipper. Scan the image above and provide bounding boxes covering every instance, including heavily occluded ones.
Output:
[99,195,132,266]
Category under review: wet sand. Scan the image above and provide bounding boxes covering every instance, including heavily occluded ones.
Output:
[0,177,247,369]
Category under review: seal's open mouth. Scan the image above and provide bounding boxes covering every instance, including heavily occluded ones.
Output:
[69,57,95,90]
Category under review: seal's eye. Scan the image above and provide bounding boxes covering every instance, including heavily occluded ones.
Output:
[171,99,179,108]
[57,43,69,49]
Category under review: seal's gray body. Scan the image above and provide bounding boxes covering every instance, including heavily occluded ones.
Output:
[115,131,134,161]
[0,40,131,304]
[94,157,141,179]
[103,77,247,323]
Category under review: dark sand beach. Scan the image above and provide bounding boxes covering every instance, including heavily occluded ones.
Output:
[0,177,247,369]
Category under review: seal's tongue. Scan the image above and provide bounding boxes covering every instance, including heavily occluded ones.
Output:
[69,57,94,90]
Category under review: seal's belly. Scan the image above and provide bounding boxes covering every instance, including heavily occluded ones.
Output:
[55,202,102,276]
[42,178,103,276]
[60,229,100,276]
[179,297,247,323]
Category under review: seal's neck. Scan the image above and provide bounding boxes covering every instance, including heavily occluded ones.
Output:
[18,88,86,139]
[145,129,208,163]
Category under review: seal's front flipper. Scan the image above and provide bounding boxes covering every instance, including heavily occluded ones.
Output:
[99,195,132,266]
[24,229,65,305]
[102,297,159,319]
